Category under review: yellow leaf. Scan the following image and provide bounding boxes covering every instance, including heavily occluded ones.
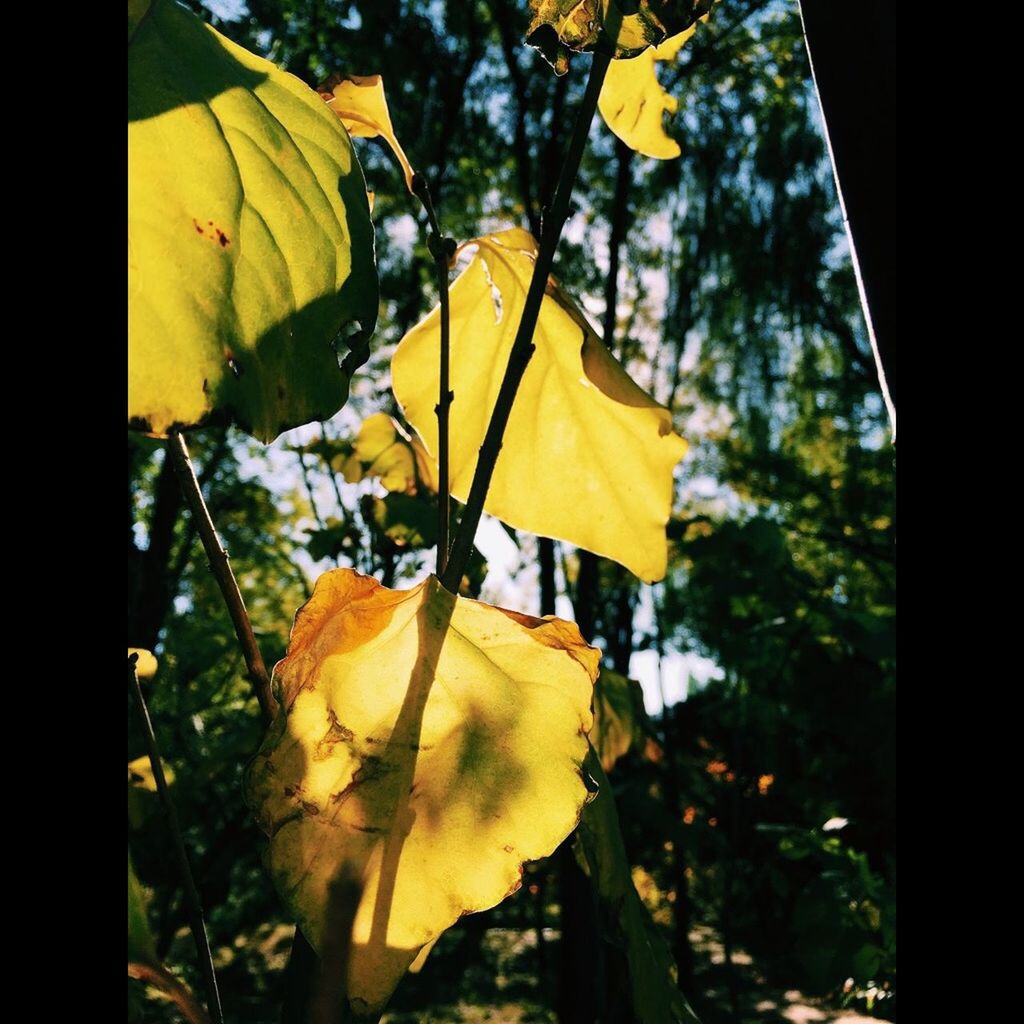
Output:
[344,413,438,494]
[598,28,693,159]
[128,648,158,679]
[321,74,416,193]
[527,0,713,72]
[245,569,598,1018]
[128,0,378,443]
[128,754,175,791]
[392,228,687,583]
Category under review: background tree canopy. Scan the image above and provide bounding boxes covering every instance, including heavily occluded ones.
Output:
[128,1,895,1021]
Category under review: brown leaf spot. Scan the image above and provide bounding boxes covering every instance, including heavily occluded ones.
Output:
[301,800,320,816]
[216,229,230,247]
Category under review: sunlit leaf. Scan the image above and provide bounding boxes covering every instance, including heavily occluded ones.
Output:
[128,754,175,791]
[128,0,378,442]
[320,74,416,193]
[246,569,598,1019]
[128,648,158,679]
[392,228,687,583]
[576,746,699,1024]
[598,21,706,158]
[527,0,713,73]
[344,413,438,495]
[590,670,660,771]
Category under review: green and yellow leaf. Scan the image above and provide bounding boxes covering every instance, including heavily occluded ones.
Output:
[343,413,438,495]
[576,746,700,1024]
[128,648,159,679]
[392,228,687,583]
[128,0,378,442]
[245,569,598,1019]
[527,0,713,73]
[320,74,416,193]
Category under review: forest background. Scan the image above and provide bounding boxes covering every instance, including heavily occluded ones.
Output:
[128,1,897,1021]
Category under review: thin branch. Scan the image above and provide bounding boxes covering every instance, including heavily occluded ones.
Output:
[412,174,456,577]
[297,447,328,532]
[441,47,614,593]
[128,655,224,1024]
[168,432,275,726]
[319,422,347,513]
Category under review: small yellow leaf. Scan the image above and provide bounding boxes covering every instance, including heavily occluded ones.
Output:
[321,74,416,193]
[598,27,698,158]
[392,228,687,583]
[128,754,175,791]
[129,648,158,679]
[245,569,598,1019]
[345,413,438,495]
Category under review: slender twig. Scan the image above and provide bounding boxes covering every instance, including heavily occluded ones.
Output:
[168,432,275,726]
[441,47,613,593]
[319,422,348,513]
[128,655,224,1024]
[412,174,455,577]
[296,447,327,532]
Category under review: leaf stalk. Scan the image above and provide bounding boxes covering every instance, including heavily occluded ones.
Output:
[440,47,613,593]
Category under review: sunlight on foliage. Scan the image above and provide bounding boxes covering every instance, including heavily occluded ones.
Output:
[128,0,378,442]
[320,74,416,193]
[246,569,599,1019]
[345,413,438,495]
[128,647,158,679]
[598,12,709,158]
[392,228,687,583]
[527,0,714,73]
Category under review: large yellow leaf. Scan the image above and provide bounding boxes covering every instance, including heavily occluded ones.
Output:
[128,0,378,443]
[391,228,687,583]
[576,745,699,1024]
[245,569,598,1019]
[319,75,416,193]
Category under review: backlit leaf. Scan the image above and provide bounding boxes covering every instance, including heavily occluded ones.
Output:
[128,648,158,679]
[591,670,660,771]
[527,0,713,73]
[128,754,174,791]
[128,0,378,442]
[245,569,598,1019]
[392,228,687,583]
[576,745,700,1024]
[344,413,438,495]
[320,75,416,193]
[598,24,703,158]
